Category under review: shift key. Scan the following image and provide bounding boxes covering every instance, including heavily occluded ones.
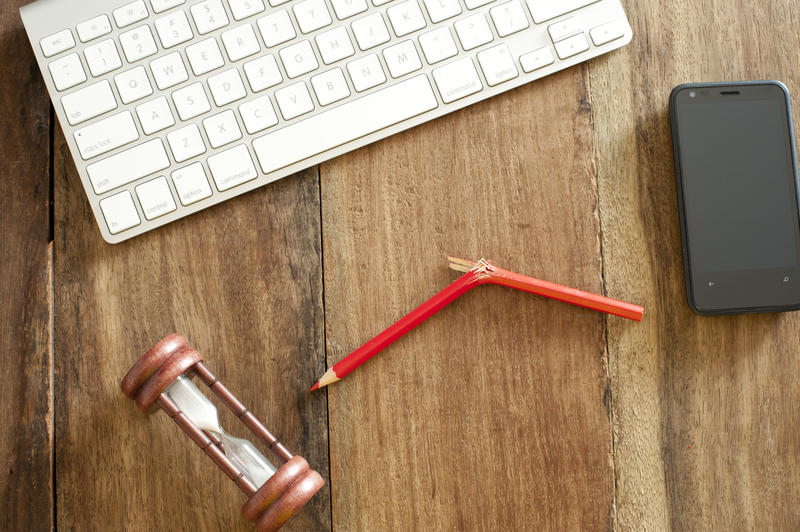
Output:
[87,139,170,194]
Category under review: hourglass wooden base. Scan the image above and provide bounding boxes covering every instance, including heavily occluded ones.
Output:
[121,334,324,532]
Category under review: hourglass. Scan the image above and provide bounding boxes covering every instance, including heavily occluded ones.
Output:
[121,334,324,532]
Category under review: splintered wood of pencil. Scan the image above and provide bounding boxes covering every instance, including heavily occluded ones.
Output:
[448,257,644,321]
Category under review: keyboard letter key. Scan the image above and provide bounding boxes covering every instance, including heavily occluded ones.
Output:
[87,139,170,194]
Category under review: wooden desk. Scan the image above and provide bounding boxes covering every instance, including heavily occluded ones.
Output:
[2,1,799,529]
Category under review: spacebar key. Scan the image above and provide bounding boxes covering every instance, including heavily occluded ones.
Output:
[253,75,438,174]
[86,139,171,194]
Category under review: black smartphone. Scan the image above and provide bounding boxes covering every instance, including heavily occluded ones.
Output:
[669,81,800,315]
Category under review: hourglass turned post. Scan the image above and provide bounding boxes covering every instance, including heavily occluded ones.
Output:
[121,334,324,532]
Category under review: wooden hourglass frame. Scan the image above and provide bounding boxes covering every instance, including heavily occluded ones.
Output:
[121,334,324,532]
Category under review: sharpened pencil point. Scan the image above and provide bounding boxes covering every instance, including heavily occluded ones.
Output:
[309,381,320,392]
[312,367,340,390]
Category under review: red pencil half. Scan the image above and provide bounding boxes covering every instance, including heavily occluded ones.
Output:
[310,257,643,390]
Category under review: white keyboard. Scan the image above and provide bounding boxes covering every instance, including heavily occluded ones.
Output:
[21,0,631,243]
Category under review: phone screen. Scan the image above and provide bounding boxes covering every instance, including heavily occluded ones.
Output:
[672,83,800,313]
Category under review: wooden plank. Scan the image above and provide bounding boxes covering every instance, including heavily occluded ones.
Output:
[322,66,615,530]
[53,132,330,529]
[591,1,800,529]
[0,2,53,530]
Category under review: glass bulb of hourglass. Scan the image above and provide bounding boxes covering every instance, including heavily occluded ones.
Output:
[165,375,277,487]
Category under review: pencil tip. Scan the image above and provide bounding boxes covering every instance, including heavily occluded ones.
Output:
[309,382,320,392]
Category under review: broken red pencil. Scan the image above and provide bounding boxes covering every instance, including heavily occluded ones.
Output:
[310,257,643,390]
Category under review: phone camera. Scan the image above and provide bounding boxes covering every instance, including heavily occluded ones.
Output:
[689,91,697,98]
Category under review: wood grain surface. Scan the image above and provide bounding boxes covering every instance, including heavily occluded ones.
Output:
[321,65,615,530]
[5,0,800,530]
[53,134,330,530]
[0,2,53,530]
[591,1,800,530]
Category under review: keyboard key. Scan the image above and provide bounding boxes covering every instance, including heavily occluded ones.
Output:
[120,25,159,62]
[432,57,482,103]
[519,46,554,72]
[280,40,319,78]
[422,0,461,23]
[382,40,422,78]
[100,191,141,234]
[136,176,177,219]
[151,52,189,90]
[167,124,206,162]
[208,144,259,191]
[228,0,266,20]
[208,68,247,105]
[257,11,296,48]
[171,162,213,205]
[373,0,393,5]
[113,1,149,28]
[172,82,212,120]
[115,66,154,104]
[40,29,75,57]
[316,27,355,64]
[84,39,123,77]
[49,53,86,91]
[191,0,231,34]
[490,0,529,37]
[77,16,112,43]
[293,0,333,33]
[222,24,261,61]
[74,111,140,160]
[203,110,243,148]
[330,0,368,20]
[548,17,581,42]
[418,27,457,64]
[275,82,315,120]
[186,38,225,75]
[526,0,598,24]
[254,75,437,173]
[454,13,493,50]
[243,55,283,92]
[136,96,176,134]
[476,44,518,86]
[239,95,279,133]
[387,1,426,37]
[61,80,116,125]
[554,32,589,59]
[590,20,625,46]
[311,68,351,105]
[352,13,391,50]
[155,11,195,48]
[347,53,386,92]
[151,0,186,13]
[87,139,170,194]
[464,0,494,9]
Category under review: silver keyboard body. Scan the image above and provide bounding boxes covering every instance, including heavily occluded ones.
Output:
[21,0,632,243]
